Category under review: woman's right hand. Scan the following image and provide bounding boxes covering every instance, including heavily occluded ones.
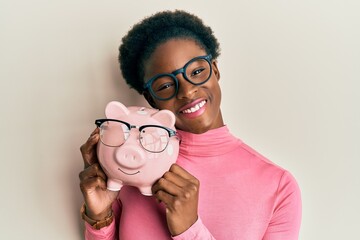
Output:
[79,128,119,220]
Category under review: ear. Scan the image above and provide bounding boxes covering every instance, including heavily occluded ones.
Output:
[143,91,157,109]
[105,101,129,118]
[212,60,221,81]
[151,110,176,128]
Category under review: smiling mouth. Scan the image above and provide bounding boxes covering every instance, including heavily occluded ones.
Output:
[180,100,207,114]
[118,168,140,175]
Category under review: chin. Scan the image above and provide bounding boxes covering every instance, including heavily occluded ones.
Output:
[178,123,213,134]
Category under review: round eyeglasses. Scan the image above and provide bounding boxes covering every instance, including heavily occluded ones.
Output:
[95,119,178,153]
[143,54,213,100]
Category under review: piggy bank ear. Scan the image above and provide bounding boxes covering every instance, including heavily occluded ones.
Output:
[105,101,129,118]
[151,110,176,128]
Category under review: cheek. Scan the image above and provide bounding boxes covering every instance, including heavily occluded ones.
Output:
[209,80,222,100]
[215,85,222,102]
[153,100,176,112]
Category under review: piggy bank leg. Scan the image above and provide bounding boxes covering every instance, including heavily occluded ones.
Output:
[139,186,153,196]
[107,179,123,191]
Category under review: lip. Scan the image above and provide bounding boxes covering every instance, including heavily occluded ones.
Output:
[118,168,140,175]
[178,98,207,113]
[178,98,207,119]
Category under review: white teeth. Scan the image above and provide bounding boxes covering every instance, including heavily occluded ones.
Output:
[182,100,206,114]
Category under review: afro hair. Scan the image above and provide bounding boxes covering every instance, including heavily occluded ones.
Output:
[118,10,221,94]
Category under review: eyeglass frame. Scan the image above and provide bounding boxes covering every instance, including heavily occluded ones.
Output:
[143,54,213,101]
[95,118,178,153]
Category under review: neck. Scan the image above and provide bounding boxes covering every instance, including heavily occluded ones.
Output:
[177,125,241,157]
[176,110,224,134]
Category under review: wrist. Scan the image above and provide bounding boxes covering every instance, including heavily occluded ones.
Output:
[86,205,112,221]
[80,203,113,230]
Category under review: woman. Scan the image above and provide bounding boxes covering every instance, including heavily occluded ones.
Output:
[79,10,302,240]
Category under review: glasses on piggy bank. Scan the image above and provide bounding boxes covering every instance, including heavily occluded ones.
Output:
[95,119,178,153]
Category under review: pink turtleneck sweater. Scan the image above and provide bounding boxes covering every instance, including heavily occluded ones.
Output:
[84,126,302,239]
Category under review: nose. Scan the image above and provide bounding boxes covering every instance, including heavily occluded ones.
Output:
[176,75,198,99]
[115,136,146,169]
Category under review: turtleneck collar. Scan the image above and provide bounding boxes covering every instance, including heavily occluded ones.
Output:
[176,125,241,157]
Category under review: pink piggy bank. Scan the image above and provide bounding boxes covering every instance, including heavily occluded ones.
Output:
[96,101,179,196]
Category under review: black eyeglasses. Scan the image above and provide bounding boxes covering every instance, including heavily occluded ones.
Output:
[143,54,212,100]
[95,119,178,153]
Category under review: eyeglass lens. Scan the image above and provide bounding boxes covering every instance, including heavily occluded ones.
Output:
[140,127,169,152]
[99,121,170,153]
[99,121,129,147]
[150,58,211,100]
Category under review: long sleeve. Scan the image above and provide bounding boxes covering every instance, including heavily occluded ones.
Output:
[85,220,117,240]
[262,171,302,240]
[172,218,216,240]
[172,171,301,240]
[90,126,302,239]
[84,198,122,240]
[176,126,302,240]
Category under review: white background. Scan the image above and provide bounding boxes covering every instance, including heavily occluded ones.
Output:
[1,1,359,239]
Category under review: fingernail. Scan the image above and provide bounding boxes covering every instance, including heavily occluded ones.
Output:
[90,135,99,142]
[90,129,98,136]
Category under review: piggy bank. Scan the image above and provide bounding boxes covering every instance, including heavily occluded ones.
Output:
[96,101,179,196]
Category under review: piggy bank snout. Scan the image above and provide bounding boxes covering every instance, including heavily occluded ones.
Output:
[115,144,146,169]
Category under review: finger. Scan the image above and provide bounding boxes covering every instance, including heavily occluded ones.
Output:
[163,171,192,188]
[154,189,175,208]
[162,165,200,190]
[80,128,100,168]
[79,175,108,194]
[154,171,191,195]
[152,177,182,196]
[79,163,107,182]
[168,164,195,181]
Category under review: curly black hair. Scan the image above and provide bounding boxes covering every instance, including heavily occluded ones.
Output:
[118,10,221,94]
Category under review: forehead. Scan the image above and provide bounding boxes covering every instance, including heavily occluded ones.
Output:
[143,39,207,79]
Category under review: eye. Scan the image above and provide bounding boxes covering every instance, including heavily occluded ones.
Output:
[156,82,175,92]
[191,67,206,76]
[151,76,176,93]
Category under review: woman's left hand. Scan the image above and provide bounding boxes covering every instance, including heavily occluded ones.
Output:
[152,164,200,236]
